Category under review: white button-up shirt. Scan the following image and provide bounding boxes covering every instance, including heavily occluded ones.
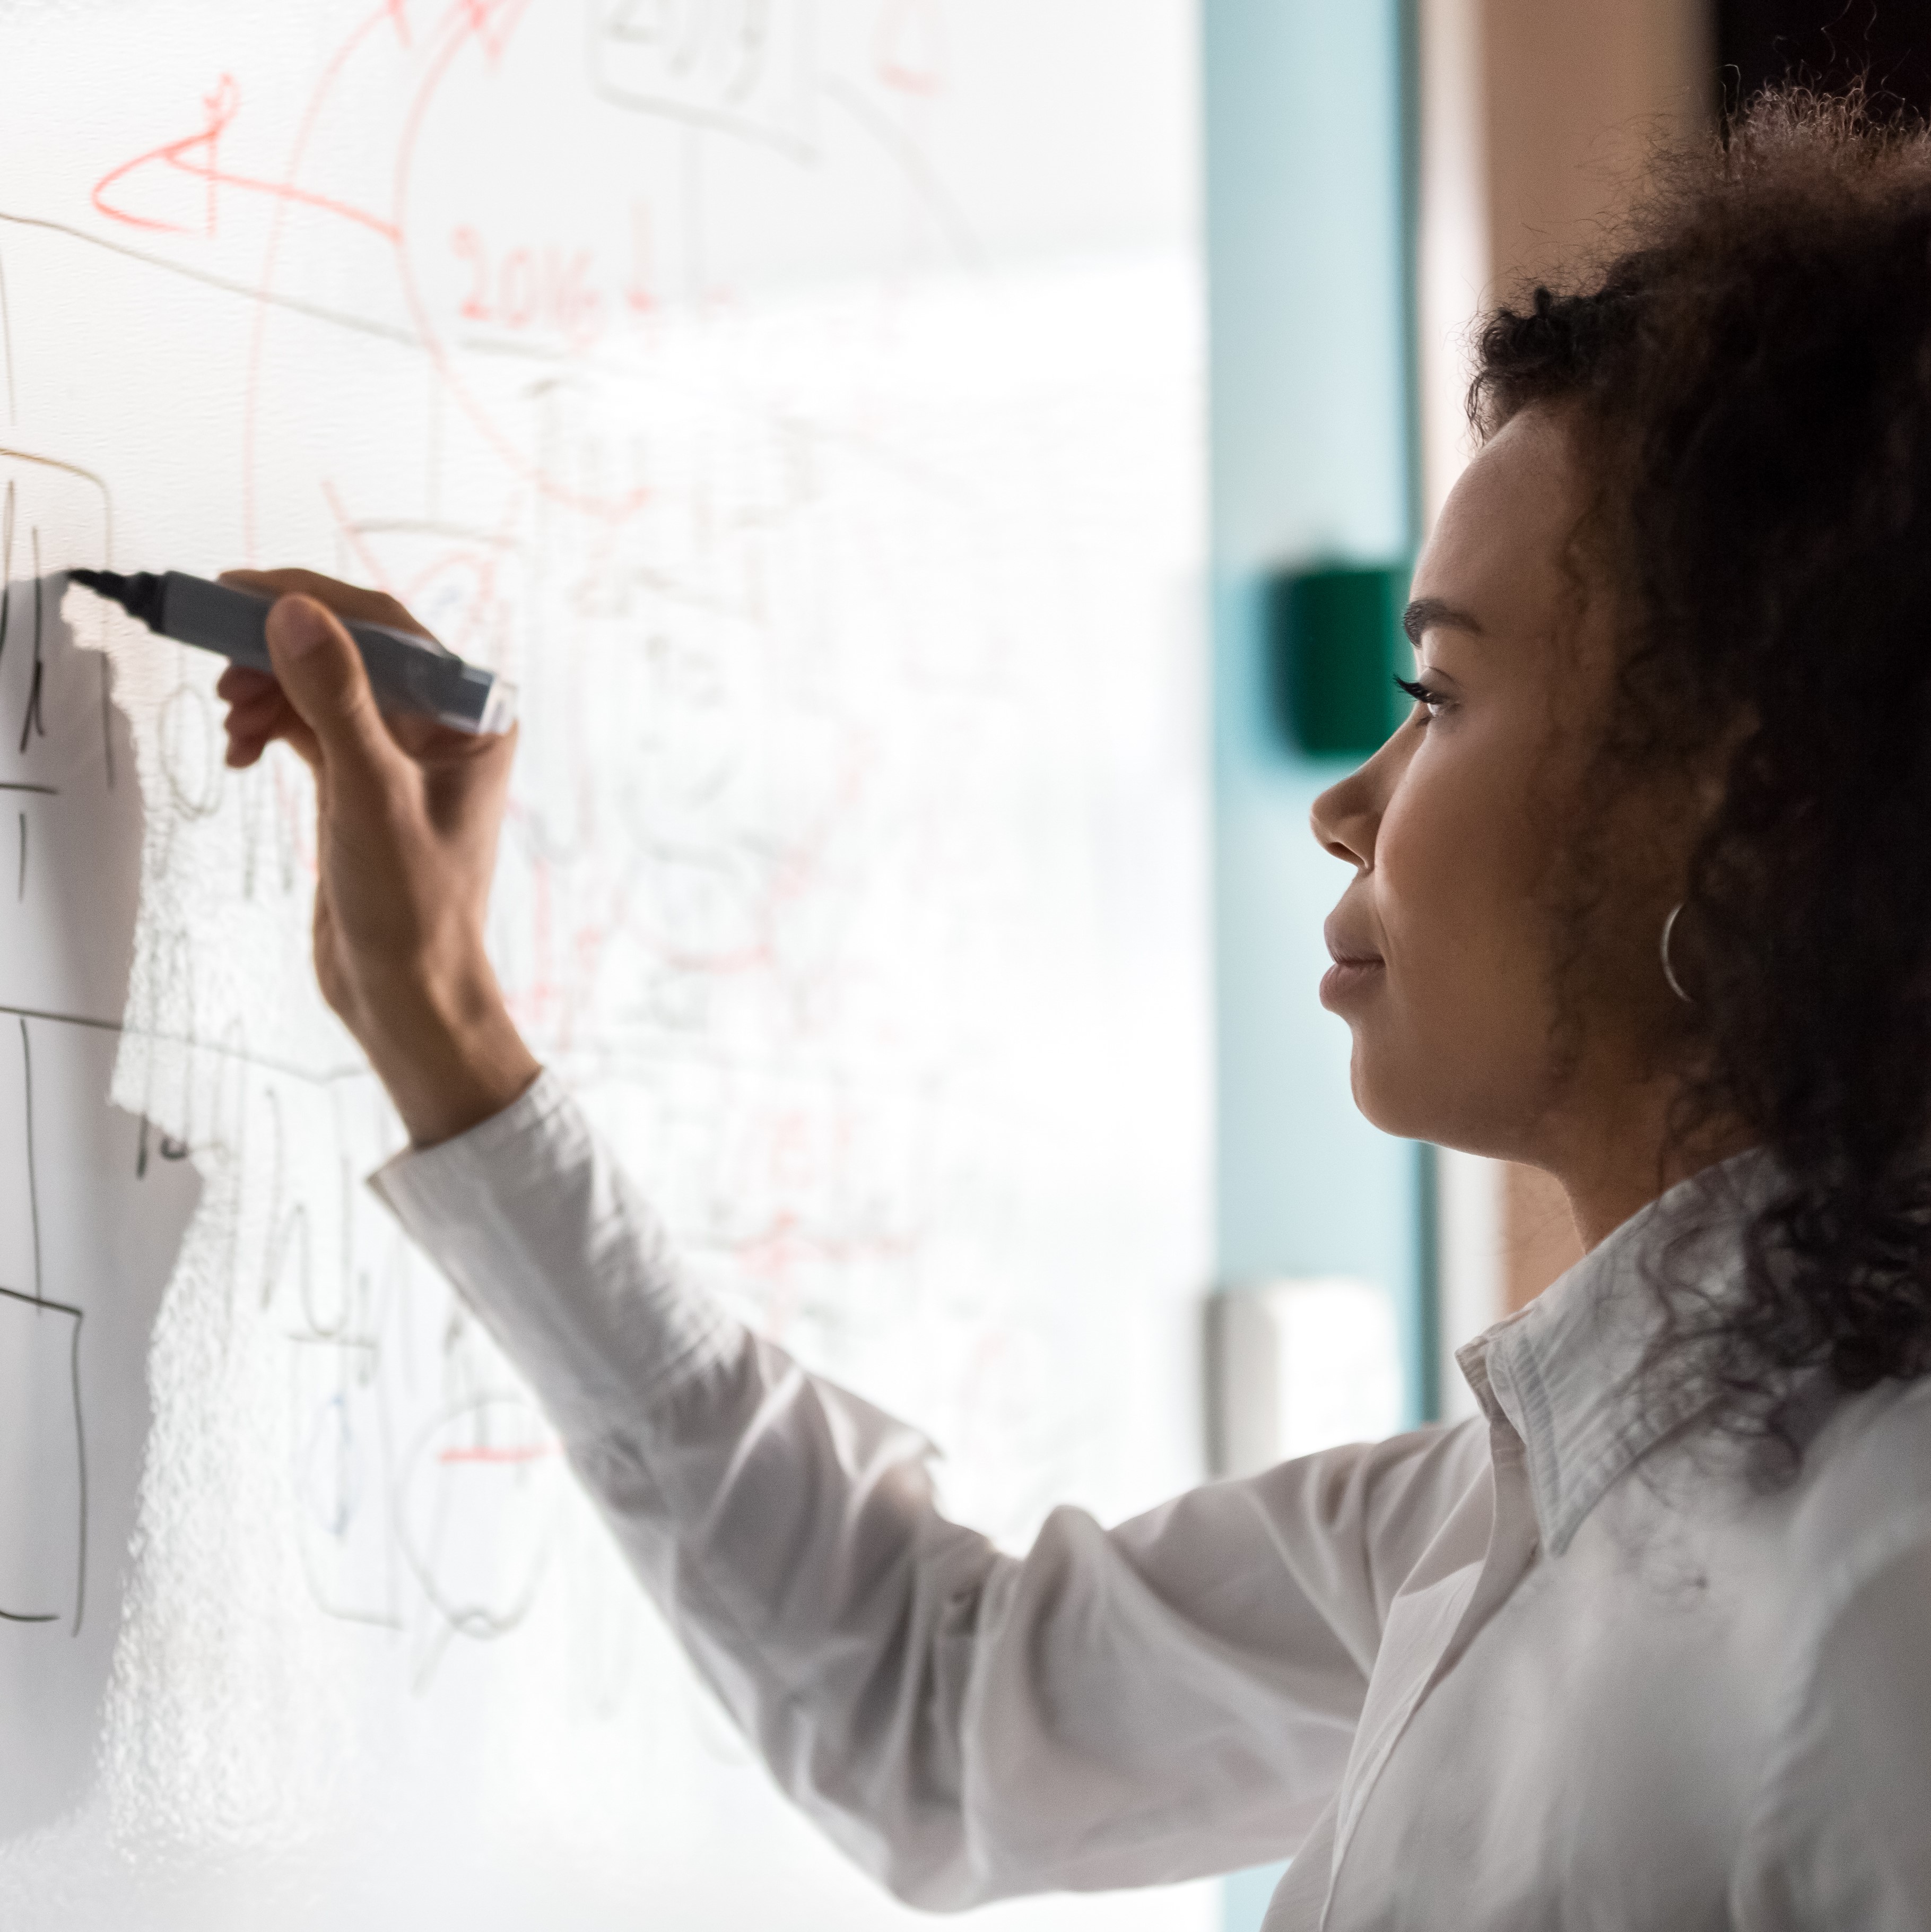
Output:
[373,1074,1931,1929]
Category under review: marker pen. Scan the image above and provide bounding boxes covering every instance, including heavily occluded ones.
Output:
[68,569,516,735]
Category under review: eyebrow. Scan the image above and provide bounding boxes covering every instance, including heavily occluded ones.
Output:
[1402,596,1485,648]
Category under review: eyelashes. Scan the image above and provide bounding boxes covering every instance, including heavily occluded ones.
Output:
[1393,673,1450,720]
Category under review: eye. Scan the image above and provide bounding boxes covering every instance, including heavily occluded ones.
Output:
[1394,673,1451,723]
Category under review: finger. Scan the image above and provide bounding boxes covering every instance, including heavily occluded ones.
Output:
[262,595,406,789]
[221,676,285,723]
[218,670,294,748]
[220,568,437,643]
[228,715,321,772]
[215,664,278,705]
[222,689,320,771]
[221,696,284,746]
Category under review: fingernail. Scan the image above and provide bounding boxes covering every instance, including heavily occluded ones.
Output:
[269,596,329,659]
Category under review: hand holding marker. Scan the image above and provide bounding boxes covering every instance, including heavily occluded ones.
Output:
[69,568,516,734]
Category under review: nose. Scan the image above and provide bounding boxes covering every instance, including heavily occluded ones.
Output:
[1311,761,1378,872]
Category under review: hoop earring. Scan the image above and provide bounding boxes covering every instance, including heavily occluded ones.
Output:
[1660,902,1694,1006]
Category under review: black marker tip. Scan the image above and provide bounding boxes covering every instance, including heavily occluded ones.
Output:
[68,568,162,628]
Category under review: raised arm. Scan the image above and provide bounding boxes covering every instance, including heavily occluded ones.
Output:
[216,575,1475,1904]
[366,1066,1439,1902]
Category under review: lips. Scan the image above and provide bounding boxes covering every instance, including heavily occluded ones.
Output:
[1320,915,1385,1008]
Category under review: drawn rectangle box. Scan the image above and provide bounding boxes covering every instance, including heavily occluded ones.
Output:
[0,445,115,882]
[0,443,115,696]
[0,1286,83,1631]
[0,1015,34,1295]
[0,446,124,1024]
[0,1012,83,1633]
[0,445,115,750]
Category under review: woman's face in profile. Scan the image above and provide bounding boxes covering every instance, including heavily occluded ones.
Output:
[1311,406,1668,1167]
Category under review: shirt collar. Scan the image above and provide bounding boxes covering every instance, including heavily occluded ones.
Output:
[1454,1152,1771,1555]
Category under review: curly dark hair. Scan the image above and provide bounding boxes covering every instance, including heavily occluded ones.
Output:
[1469,88,1931,1450]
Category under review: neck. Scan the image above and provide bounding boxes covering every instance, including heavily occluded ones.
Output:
[1543,1075,1757,1253]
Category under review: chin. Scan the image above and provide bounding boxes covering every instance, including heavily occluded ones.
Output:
[1351,1045,1558,1163]
[1347,1040,1478,1149]
[1347,1043,1429,1140]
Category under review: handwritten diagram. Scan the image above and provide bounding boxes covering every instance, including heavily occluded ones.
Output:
[0,1020,85,1635]
[0,5,1208,1927]
[0,435,125,1660]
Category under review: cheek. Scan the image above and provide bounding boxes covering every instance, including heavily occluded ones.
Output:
[1378,746,1540,976]
[1358,734,1563,1139]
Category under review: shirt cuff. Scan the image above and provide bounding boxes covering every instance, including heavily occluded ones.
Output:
[369,1069,740,1441]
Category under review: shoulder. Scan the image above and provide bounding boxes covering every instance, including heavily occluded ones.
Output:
[1358,1414,1493,1528]
[1114,1419,1490,1636]
[1784,1374,1931,1631]
[1129,1416,1488,1558]
[1233,1416,1488,1535]
[1255,1417,1491,1614]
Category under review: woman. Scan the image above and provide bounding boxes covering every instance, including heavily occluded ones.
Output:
[215,95,1930,1928]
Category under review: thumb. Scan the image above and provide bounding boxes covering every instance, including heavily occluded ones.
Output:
[264,595,403,784]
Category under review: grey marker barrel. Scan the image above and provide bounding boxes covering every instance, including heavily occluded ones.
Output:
[68,569,517,735]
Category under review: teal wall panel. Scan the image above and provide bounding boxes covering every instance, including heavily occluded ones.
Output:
[1204,0,1420,1358]
[1202,3,1423,1921]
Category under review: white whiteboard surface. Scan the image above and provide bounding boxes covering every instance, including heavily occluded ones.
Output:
[0,4,1213,1927]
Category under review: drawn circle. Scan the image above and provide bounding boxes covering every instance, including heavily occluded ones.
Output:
[156,683,222,818]
[394,1391,561,1640]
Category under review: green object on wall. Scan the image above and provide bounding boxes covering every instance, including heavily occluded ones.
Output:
[1266,563,1411,756]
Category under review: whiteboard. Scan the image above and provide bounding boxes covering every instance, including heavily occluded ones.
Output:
[0,5,1212,1926]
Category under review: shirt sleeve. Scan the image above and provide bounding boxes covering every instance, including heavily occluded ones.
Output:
[370,1072,1476,1910]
